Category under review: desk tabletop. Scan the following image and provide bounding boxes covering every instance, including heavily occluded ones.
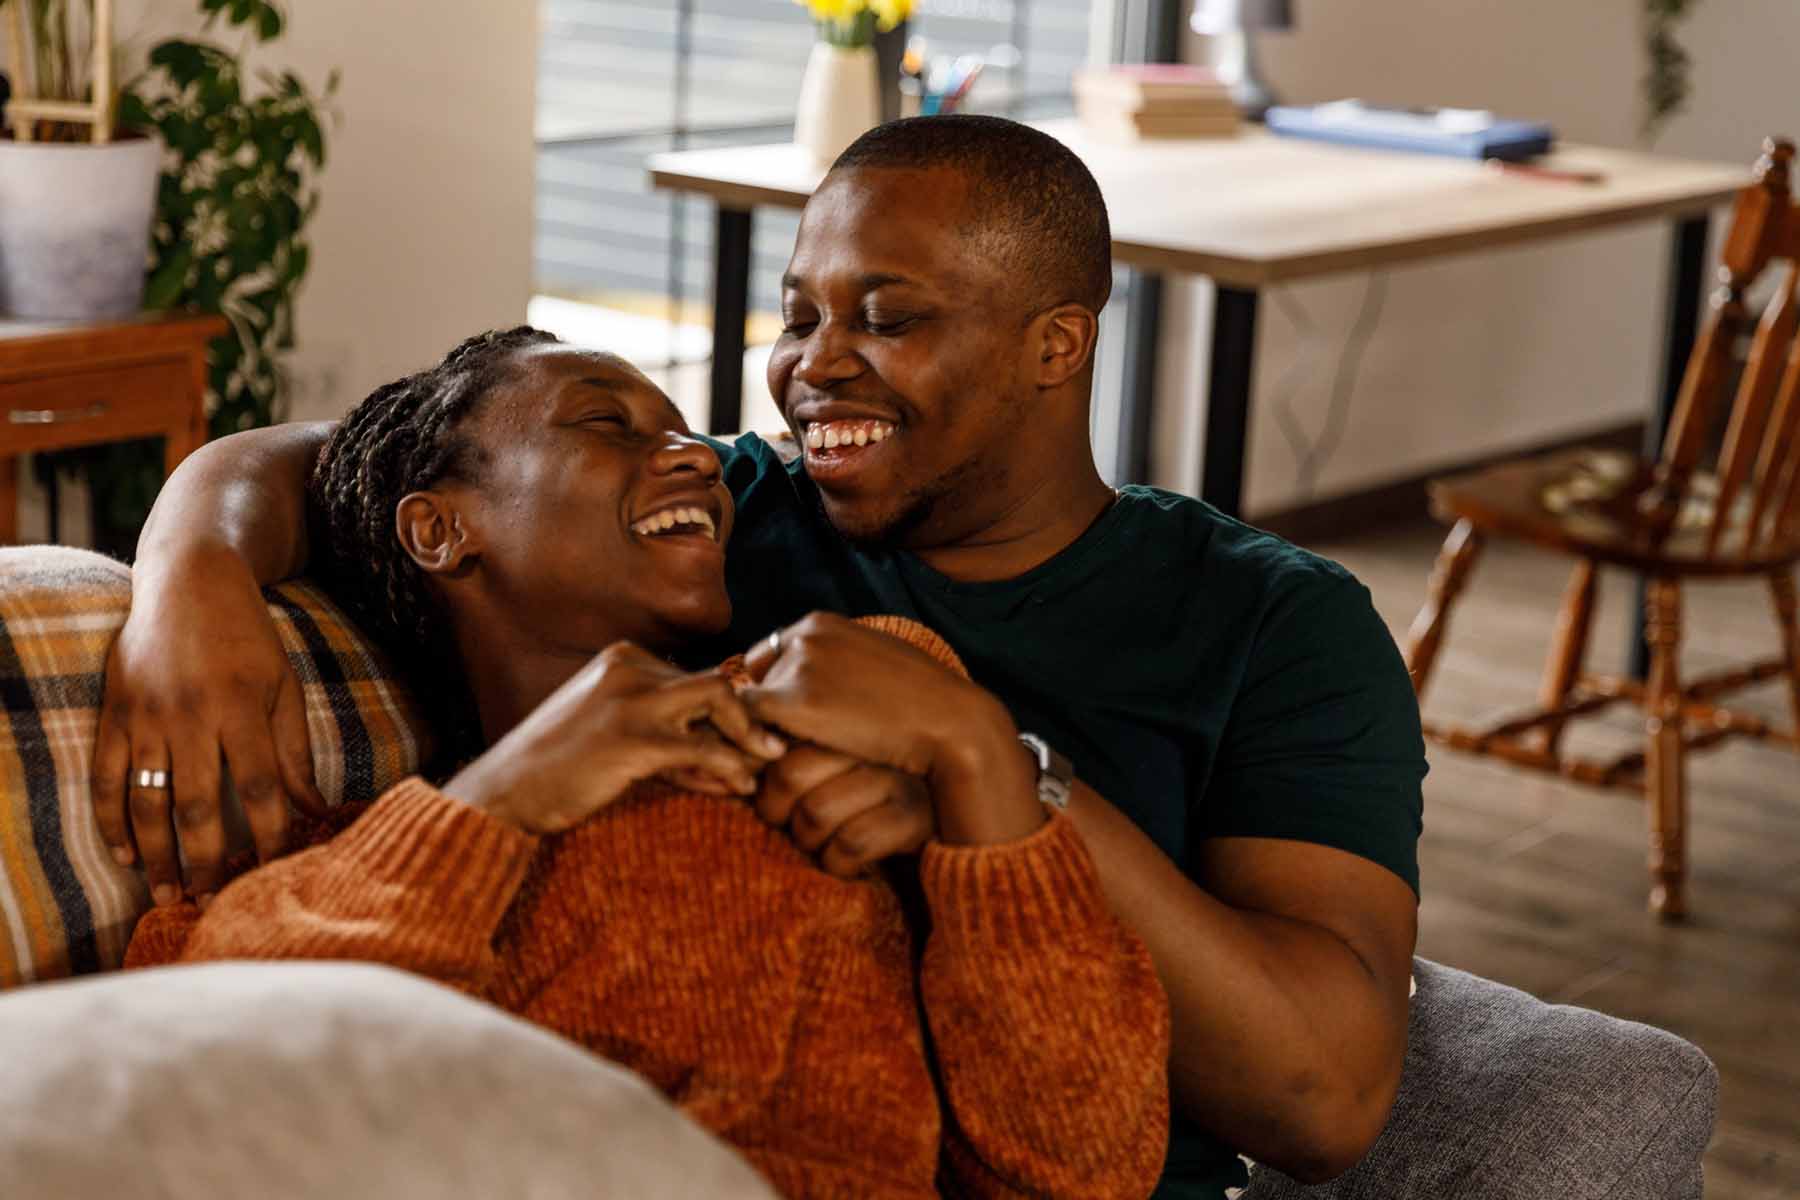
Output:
[649,123,1747,287]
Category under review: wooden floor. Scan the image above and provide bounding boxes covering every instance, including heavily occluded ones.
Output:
[1314,519,1800,1199]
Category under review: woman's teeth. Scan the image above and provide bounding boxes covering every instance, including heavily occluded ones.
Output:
[805,420,895,450]
[631,506,717,539]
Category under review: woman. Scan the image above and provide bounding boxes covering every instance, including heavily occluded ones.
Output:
[126,328,1169,1199]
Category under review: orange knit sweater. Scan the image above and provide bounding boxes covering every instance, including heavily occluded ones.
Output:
[126,621,1170,1198]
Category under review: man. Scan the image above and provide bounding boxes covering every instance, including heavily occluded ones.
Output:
[98,116,1424,1199]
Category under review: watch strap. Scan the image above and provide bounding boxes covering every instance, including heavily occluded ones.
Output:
[1017,732,1075,810]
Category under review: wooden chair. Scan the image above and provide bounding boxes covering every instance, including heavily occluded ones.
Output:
[1404,137,1800,921]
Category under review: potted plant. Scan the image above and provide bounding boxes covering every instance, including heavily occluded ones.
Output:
[2,0,334,553]
[791,0,912,163]
[0,0,161,318]
[1642,0,1698,140]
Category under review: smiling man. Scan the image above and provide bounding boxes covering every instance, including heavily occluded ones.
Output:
[98,117,1424,1199]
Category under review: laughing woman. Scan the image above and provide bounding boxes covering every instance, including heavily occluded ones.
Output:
[124,328,1169,1200]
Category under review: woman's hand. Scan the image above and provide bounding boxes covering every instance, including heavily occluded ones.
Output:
[741,614,1044,847]
[93,546,326,907]
[445,643,788,836]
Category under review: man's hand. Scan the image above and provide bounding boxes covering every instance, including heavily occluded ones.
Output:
[93,547,326,907]
[445,643,788,836]
[756,744,935,877]
[741,614,1044,847]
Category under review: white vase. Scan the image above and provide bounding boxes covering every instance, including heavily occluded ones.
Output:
[0,135,162,319]
[793,42,882,166]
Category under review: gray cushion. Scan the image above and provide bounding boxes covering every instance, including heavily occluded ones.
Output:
[1239,958,1718,1200]
[0,961,778,1199]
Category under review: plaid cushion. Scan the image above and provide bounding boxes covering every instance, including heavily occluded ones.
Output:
[0,546,433,988]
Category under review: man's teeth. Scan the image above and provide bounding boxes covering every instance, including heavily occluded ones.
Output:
[631,506,717,539]
[805,419,895,451]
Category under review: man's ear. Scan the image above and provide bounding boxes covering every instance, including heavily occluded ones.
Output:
[1032,303,1100,389]
[396,490,481,576]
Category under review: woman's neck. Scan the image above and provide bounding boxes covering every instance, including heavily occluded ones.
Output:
[447,604,615,744]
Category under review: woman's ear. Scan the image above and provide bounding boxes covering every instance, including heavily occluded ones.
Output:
[396,491,481,576]
[1032,303,1100,389]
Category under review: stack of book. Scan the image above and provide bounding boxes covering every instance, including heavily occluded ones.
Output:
[1073,64,1240,141]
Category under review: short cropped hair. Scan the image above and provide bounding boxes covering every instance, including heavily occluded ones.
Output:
[831,115,1113,313]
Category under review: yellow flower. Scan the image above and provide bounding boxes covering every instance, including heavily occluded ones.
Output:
[797,0,860,24]
[870,0,912,31]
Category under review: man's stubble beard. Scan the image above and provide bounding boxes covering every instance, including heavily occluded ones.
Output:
[811,386,1029,552]
[817,451,996,553]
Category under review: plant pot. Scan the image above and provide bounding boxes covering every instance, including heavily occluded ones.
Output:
[794,43,881,166]
[0,135,161,320]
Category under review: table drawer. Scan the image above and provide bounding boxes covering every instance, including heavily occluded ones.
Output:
[0,361,196,456]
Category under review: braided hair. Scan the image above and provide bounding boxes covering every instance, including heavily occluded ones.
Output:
[308,325,563,762]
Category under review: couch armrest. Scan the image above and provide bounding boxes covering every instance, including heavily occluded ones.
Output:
[0,961,778,1198]
[1239,958,1718,1200]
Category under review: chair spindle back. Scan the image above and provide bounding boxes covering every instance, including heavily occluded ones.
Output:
[1646,137,1800,559]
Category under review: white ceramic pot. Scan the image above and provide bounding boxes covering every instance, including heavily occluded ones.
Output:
[793,43,881,166]
[0,135,162,319]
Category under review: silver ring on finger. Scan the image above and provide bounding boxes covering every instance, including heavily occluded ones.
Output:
[133,768,170,790]
[767,629,782,657]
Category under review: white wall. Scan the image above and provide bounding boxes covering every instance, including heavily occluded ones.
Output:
[113,0,541,420]
[1156,0,1793,516]
[9,1,537,542]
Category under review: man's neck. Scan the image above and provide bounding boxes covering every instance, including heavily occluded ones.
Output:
[910,458,1117,585]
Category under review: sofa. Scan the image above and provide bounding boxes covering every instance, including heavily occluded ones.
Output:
[0,543,1720,1198]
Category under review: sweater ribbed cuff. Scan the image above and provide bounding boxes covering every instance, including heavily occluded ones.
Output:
[919,812,1112,951]
[331,776,541,936]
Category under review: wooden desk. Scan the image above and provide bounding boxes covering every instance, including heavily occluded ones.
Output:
[0,314,225,544]
[649,124,1746,517]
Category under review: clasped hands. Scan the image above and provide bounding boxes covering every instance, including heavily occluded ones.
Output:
[451,613,1047,873]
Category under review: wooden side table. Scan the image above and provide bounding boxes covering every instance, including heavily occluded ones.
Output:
[0,314,226,545]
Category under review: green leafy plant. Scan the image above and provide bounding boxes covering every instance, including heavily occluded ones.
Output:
[121,4,335,441]
[15,0,335,549]
[1642,0,1698,141]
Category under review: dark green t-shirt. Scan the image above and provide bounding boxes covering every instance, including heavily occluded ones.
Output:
[692,435,1426,1199]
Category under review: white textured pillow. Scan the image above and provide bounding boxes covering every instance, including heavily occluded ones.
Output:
[0,961,777,1200]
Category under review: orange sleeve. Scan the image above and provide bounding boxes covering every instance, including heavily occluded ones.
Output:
[919,812,1171,1199]
[123,902,204,969]
[124,797,380,971]
[125,777,540,998]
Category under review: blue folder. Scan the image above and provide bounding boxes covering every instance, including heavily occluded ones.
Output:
[1265,102,1554,162]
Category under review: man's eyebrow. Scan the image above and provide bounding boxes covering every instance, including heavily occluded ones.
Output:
[857,273,916,291]
[779,271,920,292]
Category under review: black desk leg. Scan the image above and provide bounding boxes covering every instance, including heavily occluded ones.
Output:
[1202,285,1261,518]
[708,206,753,435]
[1629,215,1710,678]
[1114,269,1163,485]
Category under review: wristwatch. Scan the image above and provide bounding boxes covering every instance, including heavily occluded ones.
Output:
[1017,732,1075,810]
